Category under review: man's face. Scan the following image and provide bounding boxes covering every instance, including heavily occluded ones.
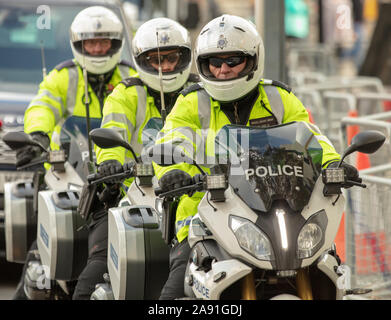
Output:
[208,54,247,80]
[146,49,181,72]
[83,38,112,56]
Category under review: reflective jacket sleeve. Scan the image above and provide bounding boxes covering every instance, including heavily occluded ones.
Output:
[153,92,209,181]
[24,68,68,136]
[279,88,341,167]
[96,83,139,166]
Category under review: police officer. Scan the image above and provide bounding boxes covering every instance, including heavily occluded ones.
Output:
[153,14,360,300]
[17,6,136,166]
[72,17,198,300]
[12,6,136,300]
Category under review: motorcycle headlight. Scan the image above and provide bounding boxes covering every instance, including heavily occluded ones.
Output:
[297,223,323,259]
[229,215,274,261]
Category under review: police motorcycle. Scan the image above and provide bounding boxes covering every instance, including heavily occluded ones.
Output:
[151,121,385,300]
[78,118,169,300]
[2,115,101,299]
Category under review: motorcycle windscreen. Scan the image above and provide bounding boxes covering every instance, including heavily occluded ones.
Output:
[141,117,163,148]
[215,122,323,212]
[59,115,102,176]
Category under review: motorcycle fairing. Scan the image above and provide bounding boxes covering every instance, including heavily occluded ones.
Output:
[59,115,101,178]
[215,121,323,212]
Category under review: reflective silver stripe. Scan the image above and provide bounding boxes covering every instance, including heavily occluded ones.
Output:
[304,122,321,134]
[27,101,60,123]
[162,126,201,143]
[66,67,79,116]
[129,85,147,154]
[51,118,66,148]
[197,90,212,129]
[315,134,335,148]
[118,64,131,79]
[263,85,285,124]
[35,90,65,116]
[51,131,60,148]
[175,216,193,234]
[101,113,135,136]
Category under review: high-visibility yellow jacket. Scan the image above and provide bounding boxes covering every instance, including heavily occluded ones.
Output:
[24,59,137,150]
[96,74,200,187]
[153,79,341,242]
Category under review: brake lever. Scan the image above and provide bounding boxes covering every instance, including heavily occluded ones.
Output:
[87,169,134,186]
[157,181,204,198]
[16,154,48,171]
[345,179,366,188]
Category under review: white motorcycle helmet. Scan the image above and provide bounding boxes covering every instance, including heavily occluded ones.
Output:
[195,15,265,102]
[132,18,192,93]
[70,6,124,74]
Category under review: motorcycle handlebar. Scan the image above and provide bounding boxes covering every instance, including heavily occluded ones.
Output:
[155,181,204,198]
[87,163,135,185]
[345,179,366,188]
[16,154,48,171]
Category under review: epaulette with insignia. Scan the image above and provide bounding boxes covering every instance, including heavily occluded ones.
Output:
[263,79,292,93]
[180,83,203,97]
[121,77,144,88]
[55,59,76,71]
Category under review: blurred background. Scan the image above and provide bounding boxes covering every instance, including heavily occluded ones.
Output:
[1,0,391,300]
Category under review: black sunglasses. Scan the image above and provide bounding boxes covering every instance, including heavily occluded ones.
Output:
[146,52,181,65]
[208,56,246,68]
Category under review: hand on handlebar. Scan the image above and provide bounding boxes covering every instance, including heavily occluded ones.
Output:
[87,160,136,185]
[15,132,50,167]
[328,160,362,188]
[156,171,204,197]
[158,169,194,193]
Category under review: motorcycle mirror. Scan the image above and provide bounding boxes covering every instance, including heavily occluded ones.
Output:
[90,128,139,163]
[339,130,386,165]
[351,130,385,154]
[2,131,46,151]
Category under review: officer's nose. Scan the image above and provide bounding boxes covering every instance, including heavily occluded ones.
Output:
[161,60,175,72]
[220,62,231,73]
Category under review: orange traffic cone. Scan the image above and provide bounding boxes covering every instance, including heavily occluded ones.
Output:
[383,101,391,111]
[356,151,371,170]
[347,109,359,145]
[307,109,315,124]
[335,213,346,263]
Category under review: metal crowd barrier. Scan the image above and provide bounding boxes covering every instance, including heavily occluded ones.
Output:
[339,115,391,300]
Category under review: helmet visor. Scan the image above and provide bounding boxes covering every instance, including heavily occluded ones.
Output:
[135,46,191,75]
[73,39,122,57]
[197,52,257,81]
[70,31,123,42]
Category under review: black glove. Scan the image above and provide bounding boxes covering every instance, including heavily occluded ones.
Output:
[158,169,194,192]
[97,159,127,208]
[16,132,50,167]
[97,160,124,184]
[123,161,136,173]
[328,160,360,182]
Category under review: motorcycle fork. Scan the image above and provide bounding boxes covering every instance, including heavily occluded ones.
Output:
[241,271,257,300]
[296,268,313,300]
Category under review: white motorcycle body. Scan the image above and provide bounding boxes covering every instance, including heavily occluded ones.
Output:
[105,176,169,300]
[35,116,101,282]
[37,163,86,280]
[186,181,346,300]
[4,178,35,263]
[182,121,352,300]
